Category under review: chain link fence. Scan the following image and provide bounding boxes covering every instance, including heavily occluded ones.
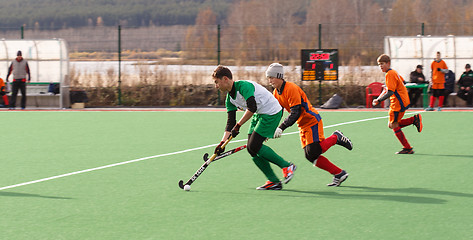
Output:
[0,23,470,107]
[4,22,469,63]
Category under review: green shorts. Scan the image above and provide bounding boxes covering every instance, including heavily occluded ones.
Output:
[248,110,283,138]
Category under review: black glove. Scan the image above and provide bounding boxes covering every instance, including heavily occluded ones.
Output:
[231,123,241,138]
[214,141,225,155]
[437,68,441,71]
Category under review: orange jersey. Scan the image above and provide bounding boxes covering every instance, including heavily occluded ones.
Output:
[431,60,447,89]
[385,69,410,111]
[273,81,321,129]
[0,78,5,92]
[273,81,325,146]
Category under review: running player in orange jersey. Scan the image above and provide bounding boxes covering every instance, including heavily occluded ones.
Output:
[373,54,423,154]
[427,51,449,111]
[266,63,353,187]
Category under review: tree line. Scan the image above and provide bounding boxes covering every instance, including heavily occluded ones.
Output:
[1,0,471,30]
[2,0,473,65]
[185,0,473,64]
[0,0,232,28]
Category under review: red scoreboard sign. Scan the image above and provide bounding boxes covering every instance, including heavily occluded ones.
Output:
[301,49,338,81]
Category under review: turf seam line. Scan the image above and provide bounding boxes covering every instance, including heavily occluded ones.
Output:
[0,111,422,191]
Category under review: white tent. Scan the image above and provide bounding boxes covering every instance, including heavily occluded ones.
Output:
[384,35,473,81]
[0,39,69,108]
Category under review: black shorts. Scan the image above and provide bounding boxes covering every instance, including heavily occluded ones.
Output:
[432,89,445,97]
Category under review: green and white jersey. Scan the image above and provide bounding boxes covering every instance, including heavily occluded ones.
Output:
[225,80,282,115]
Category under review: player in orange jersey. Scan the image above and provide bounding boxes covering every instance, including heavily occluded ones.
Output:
[373,54,423,154]
[267,63,352,187]
[0,77,9,107]
[427,51,449,111]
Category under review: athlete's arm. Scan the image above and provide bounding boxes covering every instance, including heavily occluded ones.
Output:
[246,96,257,113]
[274,104,301,138]
[226,96,257,139]
[218,110,236,142]
[373,90,394,106]
[225,110,237,132]
[216,110,235,154]
[279,104,302,131]
[25,62,31,82]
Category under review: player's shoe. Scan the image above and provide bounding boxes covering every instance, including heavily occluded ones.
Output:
[413,114,423,133]
[425,107,434,111]
[282,163,296,184]
[327,170,349,187]
[437,107,442,111]
[333,130,353,150]
[256,181,282,190]
[396,148,414,154]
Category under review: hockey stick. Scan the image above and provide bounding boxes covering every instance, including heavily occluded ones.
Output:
[178,136,233,189]
[202,144,247,162]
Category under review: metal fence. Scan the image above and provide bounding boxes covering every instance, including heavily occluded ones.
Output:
[1,23,471,107]
[2,23,471,65]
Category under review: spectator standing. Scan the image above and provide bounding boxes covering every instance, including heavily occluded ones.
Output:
[457,64,473,107]
[6,50,31,110]
[408,65,427,107]
[427,51,448,111]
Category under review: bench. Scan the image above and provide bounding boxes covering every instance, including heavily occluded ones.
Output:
[6,82,62,108]
[446,92,467,107]
[404,84,469,108]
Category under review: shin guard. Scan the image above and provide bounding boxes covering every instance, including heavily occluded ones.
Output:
[393,127,412,149]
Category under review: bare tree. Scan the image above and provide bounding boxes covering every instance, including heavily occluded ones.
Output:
[184,8,217,59]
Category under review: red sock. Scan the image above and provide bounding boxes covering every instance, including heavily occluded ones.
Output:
[399,116,414,128]
[438,95,444,107]
[393,127,412,149]
[319,134,337,153]
[315,155,342,175]
[2,95,8,105]
[429,95,436,108]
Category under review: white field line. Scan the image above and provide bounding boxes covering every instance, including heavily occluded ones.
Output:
[0,111,422,191]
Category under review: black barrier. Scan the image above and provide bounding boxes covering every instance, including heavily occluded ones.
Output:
[70,90,88,103]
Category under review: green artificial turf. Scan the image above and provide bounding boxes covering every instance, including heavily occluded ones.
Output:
[0,110,472,239]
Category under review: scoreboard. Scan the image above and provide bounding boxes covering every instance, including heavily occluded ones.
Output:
[301,49,338,81]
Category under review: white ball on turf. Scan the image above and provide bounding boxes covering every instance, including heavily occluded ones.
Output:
[184,185,191,191]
